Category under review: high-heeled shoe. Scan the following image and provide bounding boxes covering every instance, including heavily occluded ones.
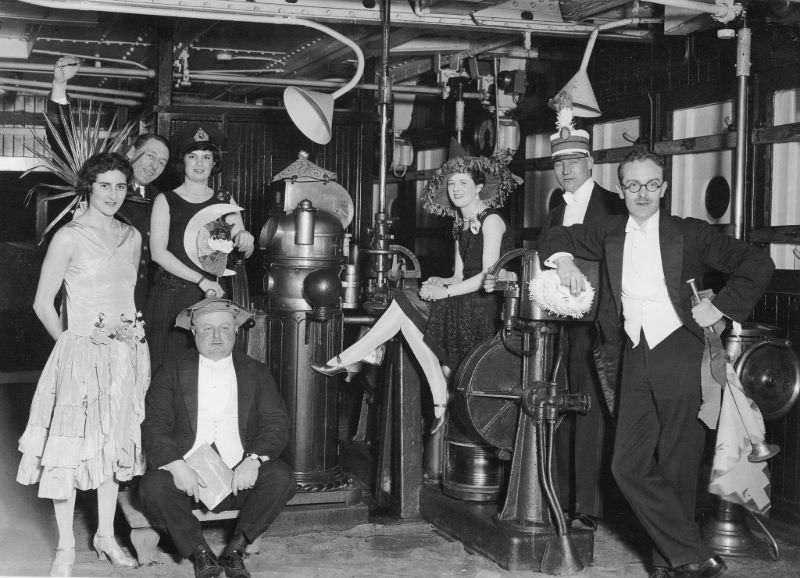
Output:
[49,547,75,577]
[92,533,138,568]
[311,355,363,383]
[430,404,448,434]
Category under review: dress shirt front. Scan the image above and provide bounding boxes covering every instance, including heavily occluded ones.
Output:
[562,177,595,226]
[620,212,682,348]
[184,354,244,468]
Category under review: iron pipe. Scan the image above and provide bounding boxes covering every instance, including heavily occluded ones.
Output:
[733,20,751,241]
[0,61,154,78]
[0,77,146,98]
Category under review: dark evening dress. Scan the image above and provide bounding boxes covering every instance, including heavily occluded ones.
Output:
[394,209,512,370]
[143,190,229,373]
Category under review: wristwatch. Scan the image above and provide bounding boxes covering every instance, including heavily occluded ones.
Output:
[246,453,270,464]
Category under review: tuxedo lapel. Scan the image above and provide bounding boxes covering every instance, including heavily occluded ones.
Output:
[659,213,684,312]
[605,219,626,313]
[234,353,256,440]
[179,353,200,437]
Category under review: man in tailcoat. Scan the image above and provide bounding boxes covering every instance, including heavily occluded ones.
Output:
[47,56,171,310]
[140,298,295,578]
[539,150,774,578]
[544,125,627,525]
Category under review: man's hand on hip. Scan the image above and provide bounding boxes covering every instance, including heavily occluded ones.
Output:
[692,297,724,328]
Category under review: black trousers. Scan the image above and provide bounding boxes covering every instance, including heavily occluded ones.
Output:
[557,322,614,519]
[611,327,711,569]
[139,459,296,557]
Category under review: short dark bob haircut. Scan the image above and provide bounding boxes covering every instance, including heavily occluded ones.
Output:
[173,145,222,177]
[77,152,134,195]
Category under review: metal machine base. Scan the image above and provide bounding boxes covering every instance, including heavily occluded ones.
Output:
[420,485,594,572]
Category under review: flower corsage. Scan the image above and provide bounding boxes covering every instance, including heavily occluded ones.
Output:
[91,312,146,345]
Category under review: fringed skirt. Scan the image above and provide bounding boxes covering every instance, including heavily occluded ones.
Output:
[16,331,150,499]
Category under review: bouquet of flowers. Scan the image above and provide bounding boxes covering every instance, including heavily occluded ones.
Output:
[90,312,146,346]
[197,218,235,277]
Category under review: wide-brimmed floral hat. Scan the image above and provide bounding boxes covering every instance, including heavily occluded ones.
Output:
[423,138,520,220]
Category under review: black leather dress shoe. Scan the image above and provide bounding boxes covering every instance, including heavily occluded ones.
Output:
[673,555,726,578]
[218,548,250,578]
[650,566,673,578]
[190,545,221,578]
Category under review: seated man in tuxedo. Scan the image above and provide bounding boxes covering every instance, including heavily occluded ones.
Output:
[140,297,295,578]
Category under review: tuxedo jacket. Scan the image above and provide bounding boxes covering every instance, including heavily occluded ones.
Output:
[142,349,291,470]
[46,98,155,308]
[538,212,775,347]
[544,182,627,231]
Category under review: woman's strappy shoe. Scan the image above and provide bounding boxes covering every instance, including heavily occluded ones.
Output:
[92,533,138,568]
[430,404,448,434]
[49,547,75,577]
[311,356,363,383]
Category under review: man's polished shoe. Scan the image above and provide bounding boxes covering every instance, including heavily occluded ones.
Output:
[218,548,250,578]
[650,567,673,578]
[311,355,363,383]
[673,555,726,578]
[190,545,221,578]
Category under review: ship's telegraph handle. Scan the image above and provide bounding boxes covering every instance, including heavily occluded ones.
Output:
[387,244,422,286]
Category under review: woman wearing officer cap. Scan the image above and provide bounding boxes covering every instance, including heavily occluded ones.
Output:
[144,124,255,374]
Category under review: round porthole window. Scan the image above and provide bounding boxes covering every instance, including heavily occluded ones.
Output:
[705,176,730,220]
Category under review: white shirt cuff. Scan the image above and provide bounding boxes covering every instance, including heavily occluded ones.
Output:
[544,252,574,268]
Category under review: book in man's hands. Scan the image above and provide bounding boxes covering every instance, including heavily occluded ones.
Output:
[184,442,233,510]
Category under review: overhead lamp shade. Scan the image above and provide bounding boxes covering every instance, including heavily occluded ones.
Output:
[284,86,334,145]
[555,69,601,118]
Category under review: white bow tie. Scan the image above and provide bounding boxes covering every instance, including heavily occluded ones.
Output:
[562,191,577,206]
[625,223,647,235]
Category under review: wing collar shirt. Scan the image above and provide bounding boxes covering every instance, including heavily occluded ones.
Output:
[561,177,594,226]
[620,211,683,348]
[184,354,244,468]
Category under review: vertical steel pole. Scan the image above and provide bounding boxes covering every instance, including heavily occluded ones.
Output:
[733,14,751,240]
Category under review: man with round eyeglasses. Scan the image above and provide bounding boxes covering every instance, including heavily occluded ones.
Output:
[538,150,774,578]
[545,124,626,531]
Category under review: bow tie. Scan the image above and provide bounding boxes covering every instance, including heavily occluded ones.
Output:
[625,223,647,235]
[562,192,577,205]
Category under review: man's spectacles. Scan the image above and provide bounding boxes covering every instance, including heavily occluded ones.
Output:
[621,179,663,193]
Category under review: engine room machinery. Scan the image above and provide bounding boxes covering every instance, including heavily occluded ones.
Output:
[257,153,368,525]
[421,249,597,574]
[701,322,800,559]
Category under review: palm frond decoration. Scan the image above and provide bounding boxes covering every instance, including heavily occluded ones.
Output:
[22,100,136,240]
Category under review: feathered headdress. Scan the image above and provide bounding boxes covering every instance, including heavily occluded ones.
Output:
[549,93,590,159]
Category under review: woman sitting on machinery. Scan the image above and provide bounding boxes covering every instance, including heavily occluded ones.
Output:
[312,141,519,430]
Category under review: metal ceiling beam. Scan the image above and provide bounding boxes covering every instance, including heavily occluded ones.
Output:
[19,0,653,39]
[559,1,633,21]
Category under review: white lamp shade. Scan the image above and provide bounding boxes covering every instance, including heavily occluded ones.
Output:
[284,86,334,145]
